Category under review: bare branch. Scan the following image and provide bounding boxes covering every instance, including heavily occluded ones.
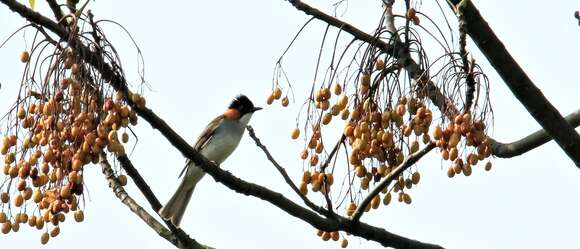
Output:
[351,142,436,223]
[46,0,63,21]
[116,155,213,249]
[491,109,580,158]
[246,126,331,217]
[446,0,580,166]
[98,153,178,247]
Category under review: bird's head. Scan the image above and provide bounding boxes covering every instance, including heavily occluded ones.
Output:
[223,95,262,124]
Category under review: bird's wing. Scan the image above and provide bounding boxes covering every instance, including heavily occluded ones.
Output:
[178,115,224,178]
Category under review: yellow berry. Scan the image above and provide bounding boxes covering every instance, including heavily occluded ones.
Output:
[273,87,282,100]
[485,160,492,171]
[122,132,129,143]
[50,226,60,237]
[291,128,300,140]
[20,51,30,63]
[383,192,392,205]
[333,83,342,95]
[406,8,416,19]
[74,210,84,222]
[41,232,49,244]
[411,172,421,185]
[322,113,332,125]
[341,238,349,248]
[118,175,128,186]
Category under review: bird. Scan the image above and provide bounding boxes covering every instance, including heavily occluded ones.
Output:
[159,95,262,227]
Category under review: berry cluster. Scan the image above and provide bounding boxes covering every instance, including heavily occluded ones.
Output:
[0,49,142,244]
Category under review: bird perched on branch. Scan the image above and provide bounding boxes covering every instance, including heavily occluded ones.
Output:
[159,95,262,227]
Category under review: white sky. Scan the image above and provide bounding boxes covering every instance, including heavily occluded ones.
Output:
[0,0,579,248]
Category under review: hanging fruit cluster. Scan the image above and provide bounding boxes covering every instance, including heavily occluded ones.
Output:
[267,31,492,246]
[432,112,493,177]
[0,46,142,244]
[266,0,493,246]
[316,229,349,248]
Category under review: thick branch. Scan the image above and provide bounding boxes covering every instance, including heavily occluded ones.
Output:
[351,142,436,223]
[98,153,178,246]
[46,0,63,21]
[491,109,580,158]
[446,0,580,166]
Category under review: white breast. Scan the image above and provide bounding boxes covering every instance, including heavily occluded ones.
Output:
[199,118,246,164]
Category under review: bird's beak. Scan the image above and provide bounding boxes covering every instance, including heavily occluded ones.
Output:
[252,107,263,112]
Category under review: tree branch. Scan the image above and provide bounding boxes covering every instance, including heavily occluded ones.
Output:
[446,0,580,166]
[116,155,213,249]
[46,0,63,21]
[491,109,580,158]
[98,153,178,247]
[245,126,331,217]
[351,142,436,223]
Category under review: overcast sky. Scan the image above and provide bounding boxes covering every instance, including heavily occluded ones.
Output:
[0,0,579,249]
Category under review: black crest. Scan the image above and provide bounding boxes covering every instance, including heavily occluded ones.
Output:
[229,95,255,114]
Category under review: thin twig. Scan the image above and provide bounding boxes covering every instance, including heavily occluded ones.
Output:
[246,126,331,217]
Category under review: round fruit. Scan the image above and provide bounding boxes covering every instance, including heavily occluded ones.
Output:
[341,238,349,248]
[371,195,380,209]
[291,128,300,139]
[41,232,49,244]
[403,193,412,204]
[411,172,421,185]
[485,160,492,171]
[74,210,84,222]
[322,113,332,125]
[20,51,30,63]
[447,167,455,178]
[383,192,392,205]
[331,231,340,241]
[333,83,342,95]
[1,221,11,234]
[273,87,282,100]
[118,175,128,186]
[300,149,308,160]
[266,94,274,105]
[406,8,416,19]
[50,226,60,237]
[299,181,308,195]
[321,231,331,241]
[122,132,129,143]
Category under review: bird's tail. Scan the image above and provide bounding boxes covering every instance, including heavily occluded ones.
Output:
[159,164,205,227]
